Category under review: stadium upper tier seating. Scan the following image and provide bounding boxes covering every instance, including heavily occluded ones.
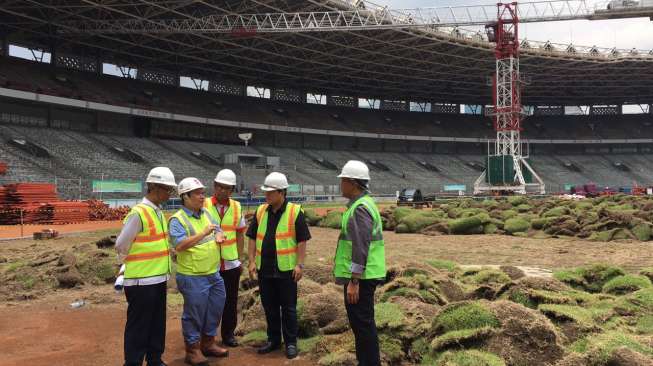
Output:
[1,56,653,198]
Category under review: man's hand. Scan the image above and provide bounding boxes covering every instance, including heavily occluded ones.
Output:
[202,224,217,237]
[346,281,360,304]
[248,261,257,281]
[292,265,303,282]
[214,231,226,244]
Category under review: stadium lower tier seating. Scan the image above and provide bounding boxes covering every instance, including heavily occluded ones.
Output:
[2,124,653,199]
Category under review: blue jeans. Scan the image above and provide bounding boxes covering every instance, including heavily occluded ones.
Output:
[176,272,226,345]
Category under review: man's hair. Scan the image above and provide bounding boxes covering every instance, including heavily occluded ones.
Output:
[276,189,287,197]
[352,179,369,192]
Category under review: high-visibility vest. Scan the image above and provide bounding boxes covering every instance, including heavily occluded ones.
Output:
[122,203,171,279]
[170,208,220,276]
[204,197,241,261]
[255,202,300,271]
[334,195,386,280]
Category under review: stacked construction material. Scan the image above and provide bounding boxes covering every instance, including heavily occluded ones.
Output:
[0,183,89,224]
[48,201,90,224]
[87,199,130,221]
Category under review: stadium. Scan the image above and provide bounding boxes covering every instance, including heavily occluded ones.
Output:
[1,0,653,365]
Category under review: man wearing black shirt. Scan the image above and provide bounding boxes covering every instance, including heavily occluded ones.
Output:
[247,172,310,359]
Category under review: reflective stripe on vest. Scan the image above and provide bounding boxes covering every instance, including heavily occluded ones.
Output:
[204,198,241,261]
[122,203,171,279]
[255,202,299,271]
[334,195,386,280]
[171,208,220,276]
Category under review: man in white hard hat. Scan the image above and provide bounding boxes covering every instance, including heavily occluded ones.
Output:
[203,169,247,347]
[169,178,229,366]
[246,172,311,359]
[115,167,177,366]
[334,160,386,366]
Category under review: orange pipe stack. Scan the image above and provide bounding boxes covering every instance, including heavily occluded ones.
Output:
[0,183,89,224]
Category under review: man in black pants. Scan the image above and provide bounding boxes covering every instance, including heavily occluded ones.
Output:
[247,172,311,359]
[334,161,386,366]
[115,167,177,366]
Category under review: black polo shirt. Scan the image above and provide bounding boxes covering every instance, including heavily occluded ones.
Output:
[246,200,311,278]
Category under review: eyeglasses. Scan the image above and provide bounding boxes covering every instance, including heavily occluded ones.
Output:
[156,185,176,194]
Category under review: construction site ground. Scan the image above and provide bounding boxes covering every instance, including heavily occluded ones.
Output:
[1,227,652,365]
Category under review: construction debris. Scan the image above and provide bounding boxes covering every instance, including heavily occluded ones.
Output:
[33,229,59,240]
[87,200,129,221]
[0,184,128,224]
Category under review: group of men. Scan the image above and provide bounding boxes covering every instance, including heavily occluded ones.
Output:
[116,160,386,366]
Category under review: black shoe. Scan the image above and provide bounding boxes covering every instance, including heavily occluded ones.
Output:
[286,344,298,359]
[257,341,281,354]
[222,337,239,347]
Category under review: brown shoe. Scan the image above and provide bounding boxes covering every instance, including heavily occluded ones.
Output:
[200,335,229,358]
[185,342,209,366]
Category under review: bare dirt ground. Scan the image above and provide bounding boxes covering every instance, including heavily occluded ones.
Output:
[0,221,123,239]
[1,227,652,365]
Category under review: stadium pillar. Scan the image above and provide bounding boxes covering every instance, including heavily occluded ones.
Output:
[46,105,52,128]
[50,44,57,68]
[1,36,7,57]
[95,58,102,76]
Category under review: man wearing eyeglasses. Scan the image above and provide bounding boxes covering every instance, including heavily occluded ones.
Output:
[204,169,247,348]
[115,167,177,366]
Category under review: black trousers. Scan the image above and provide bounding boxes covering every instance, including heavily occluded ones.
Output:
[259,276,298,345]
[219,266,241,341]
[124,281,167,366]
[344,280,381,366]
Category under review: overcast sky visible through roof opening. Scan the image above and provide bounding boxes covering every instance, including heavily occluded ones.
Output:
[376,0,653,50]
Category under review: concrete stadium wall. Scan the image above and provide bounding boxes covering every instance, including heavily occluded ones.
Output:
[303,134,330,149]
[384,139,408,153]
[332,136,356,150]
[408,140,432,153]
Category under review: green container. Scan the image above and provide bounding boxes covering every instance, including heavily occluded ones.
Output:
[521,159,533,184]
[486,155,514,184]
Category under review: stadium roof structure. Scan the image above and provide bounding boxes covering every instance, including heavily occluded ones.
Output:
[1,0,652,106]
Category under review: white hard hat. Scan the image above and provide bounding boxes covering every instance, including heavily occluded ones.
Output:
[337,160,370,181]
[146,167,176,187]
[261,172,289,191]
[178,177,205,196]
[214,169,237,186]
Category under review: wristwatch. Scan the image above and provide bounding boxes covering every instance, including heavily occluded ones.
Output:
[350,278,359,285]
[298,264,305,269]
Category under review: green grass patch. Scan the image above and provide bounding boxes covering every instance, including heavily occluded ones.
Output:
[298,336,322,353]
[320,211,343,229]
[379,334,404,362]
[433,302,500,333]
[16,273,36,290]
[508,289,537,309]
[375,302,405,329]
[430,327,495,351]
[5,260,26,273]
[503,218,530,234]
[449,216,483,235]
[603,275,652,295]
[554,264,625,293]
[469,269,511,285]
[570,331,653,363]
[538,304,596,328]
[636,315,653,334]
[435,350,506,366]
[241,330,268,344]
[427,259,458,272]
